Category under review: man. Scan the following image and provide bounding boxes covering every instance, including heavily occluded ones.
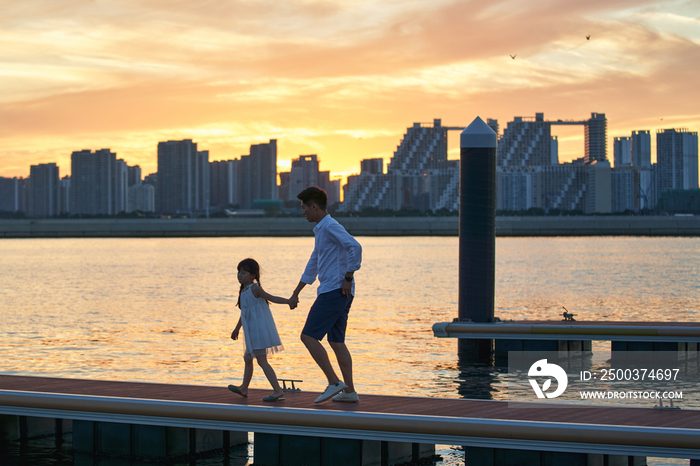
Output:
[290,186,362,403]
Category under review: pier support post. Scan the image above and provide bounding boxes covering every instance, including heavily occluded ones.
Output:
[458,116,497,362]
[73,420,247,460]
[0,414,19,442]
[254,432,434,466]
[0,415,57,442]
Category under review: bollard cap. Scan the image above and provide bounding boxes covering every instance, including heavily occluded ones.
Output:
[461,116,497,148]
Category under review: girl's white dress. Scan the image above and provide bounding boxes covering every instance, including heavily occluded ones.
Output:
[239,283,284,359]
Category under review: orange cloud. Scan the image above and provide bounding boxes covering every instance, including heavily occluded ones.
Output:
[1,0,698,180]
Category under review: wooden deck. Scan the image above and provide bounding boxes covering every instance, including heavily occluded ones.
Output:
[1,375,700,459]
[433,320,700,342]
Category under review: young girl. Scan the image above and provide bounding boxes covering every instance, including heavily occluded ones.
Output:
[228,258,289,402]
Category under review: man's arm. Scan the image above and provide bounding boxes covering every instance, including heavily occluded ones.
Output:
[300,246,319,285]
[328,222,362,297]
[292,247,317,308]
[290,281,307,308]
[327,223,362,273]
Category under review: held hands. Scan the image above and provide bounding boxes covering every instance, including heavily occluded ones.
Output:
[288,295,299,310]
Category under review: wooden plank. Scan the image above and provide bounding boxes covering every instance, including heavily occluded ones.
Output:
[1,374,699,430]
[2,374,700,458]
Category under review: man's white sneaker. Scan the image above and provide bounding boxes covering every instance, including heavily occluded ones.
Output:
[314,381,348,403]
[332,391,359,403]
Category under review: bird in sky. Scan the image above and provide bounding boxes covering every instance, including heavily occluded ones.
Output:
[510,54,517,59]
[586,35,590,40]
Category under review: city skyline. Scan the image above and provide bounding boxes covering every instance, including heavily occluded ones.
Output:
[1,1,699,183]
[1,115,697,190]
[2,117,697,216]
[1,114,698,181]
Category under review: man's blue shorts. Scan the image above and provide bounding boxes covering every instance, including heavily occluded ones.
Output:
[301,289,354,343]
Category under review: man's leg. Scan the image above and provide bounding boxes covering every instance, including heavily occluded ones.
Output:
[301,333,340,385]
[329,341,354,393]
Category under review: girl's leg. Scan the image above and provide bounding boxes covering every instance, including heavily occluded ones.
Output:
[255,354,283,397]
[237,356,254,396]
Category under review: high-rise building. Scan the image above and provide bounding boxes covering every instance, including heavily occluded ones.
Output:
[611,167,635,212]
[278,171,291,204]
[156,139,209,215]
[631,130,651,168]
[637,166,656,209]
[499,113,555,167]
[387,119,448,173]
[0,177,25,213]
[613,137,632,167]
[341,119,464,213]
[59,176,70,214]
[360,158,384,175]
[210,159,239,207]
[114,159,129,213]
[128,165,142,187]
[587,160,612,213]
[550,136,559,165]
[318,171,341,207]
[584,113,607,164]
[250,141,277,200]
[71,149,123,215]
[429,161,460,211]
[496,161,611,214]
[128,183,155,212]
[289,155,320,199]
[500,112,606,167]
[144,173,157,188]
[486,118,499,137]
[497,164,590,213]
[343,114,658,214]
[283,154,340,206]
[656,128,699,195]
[27,163,60,218]
[611,166,657,212]
[341,173,401,211]
[237,140,277,209]
[197,150,211,211]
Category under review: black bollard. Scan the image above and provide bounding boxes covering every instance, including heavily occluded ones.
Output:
[458,117,497,362]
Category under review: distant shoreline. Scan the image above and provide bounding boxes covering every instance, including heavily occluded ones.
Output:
[1,216,699,238]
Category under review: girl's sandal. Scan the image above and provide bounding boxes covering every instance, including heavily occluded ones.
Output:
[263,394,285,402]
[228,385,248,397]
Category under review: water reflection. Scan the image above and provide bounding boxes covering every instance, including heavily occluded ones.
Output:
[454,361,506,400]
[1,237,699,399]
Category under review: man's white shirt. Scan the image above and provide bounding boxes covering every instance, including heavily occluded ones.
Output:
[300,215,362,296]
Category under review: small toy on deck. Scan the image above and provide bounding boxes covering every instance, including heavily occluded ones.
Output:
[654,397,681,410]
[279,379,303,391]
[561,307,577,322]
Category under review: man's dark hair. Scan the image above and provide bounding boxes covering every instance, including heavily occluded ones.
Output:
[297,186,327,210]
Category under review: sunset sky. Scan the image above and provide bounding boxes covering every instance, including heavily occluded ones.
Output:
[1,0,699,184]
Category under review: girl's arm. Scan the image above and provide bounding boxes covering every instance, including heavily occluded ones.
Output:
[231,318,242,340]
[251,284,290,305]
